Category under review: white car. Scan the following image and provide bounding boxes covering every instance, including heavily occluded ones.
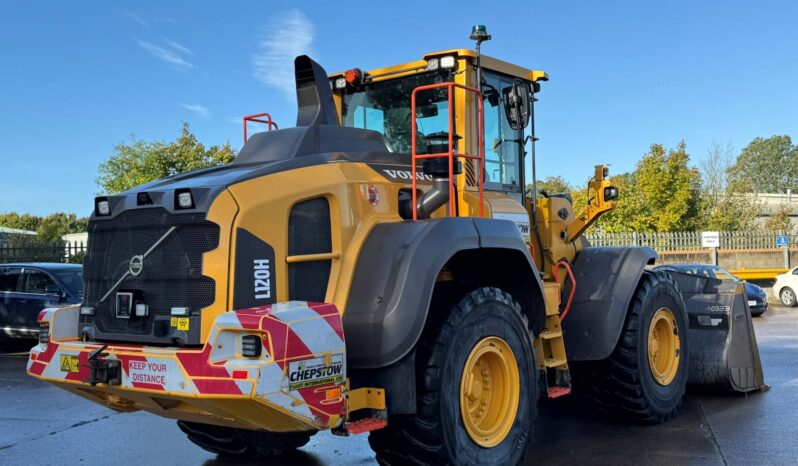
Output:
[774,266,798,307]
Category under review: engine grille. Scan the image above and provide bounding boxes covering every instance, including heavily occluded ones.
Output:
[83,208,219,336]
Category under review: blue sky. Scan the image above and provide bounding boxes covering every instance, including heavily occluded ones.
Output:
[1,0,796,216]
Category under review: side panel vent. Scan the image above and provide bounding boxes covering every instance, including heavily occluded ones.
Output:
[288,197,332,302]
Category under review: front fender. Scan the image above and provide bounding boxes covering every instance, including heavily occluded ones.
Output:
[343,217,541,370]
[562,246,657,361]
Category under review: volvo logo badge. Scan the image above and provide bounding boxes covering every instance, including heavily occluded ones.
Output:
[129,255,144,276]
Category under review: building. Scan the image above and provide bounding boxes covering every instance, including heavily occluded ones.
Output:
[0,226,37,247]
[750,191,798,230]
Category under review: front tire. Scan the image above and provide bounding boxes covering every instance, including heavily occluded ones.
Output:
[780,287,796,307]
[575,271,689,423]
[177,421,312,459]
[368,287,538,466]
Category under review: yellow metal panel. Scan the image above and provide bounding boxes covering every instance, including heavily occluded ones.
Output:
[202,189,238,342]
[730,269,788,281]
[347,387,386,412]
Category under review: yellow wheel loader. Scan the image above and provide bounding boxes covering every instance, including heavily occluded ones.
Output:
[29,26,765,465]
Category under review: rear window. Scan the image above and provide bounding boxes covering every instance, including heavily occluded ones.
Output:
[54,269,83,295]
[0,268,21,292]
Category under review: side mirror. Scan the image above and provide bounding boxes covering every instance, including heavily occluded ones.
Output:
[44,284,62,296]
[502,82,531,130]
[415,104,439,119]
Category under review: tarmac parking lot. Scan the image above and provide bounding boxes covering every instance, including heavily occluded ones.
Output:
[1,305,796,466]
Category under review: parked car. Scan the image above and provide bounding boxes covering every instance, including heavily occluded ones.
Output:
[774,266,798,307]
[655,264,769,317]
[0,263,83,339]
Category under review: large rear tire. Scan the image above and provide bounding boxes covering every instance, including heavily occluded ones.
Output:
[177,421,312,459]
[368,287,538,466]
[574,271,689,423]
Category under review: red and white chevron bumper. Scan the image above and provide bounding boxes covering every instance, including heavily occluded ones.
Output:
[28,302,347,432]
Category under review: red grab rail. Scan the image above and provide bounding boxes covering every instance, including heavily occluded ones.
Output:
[410,82,485,220]
[554,260,577,321]
[243,113,278,143]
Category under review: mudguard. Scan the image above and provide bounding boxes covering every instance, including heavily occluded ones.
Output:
[343,217,544,370]
[562,246,657,361]
[666,271,766,392]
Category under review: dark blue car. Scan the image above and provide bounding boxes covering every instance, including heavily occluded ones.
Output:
[0,263,83,339]
[655,264,768,317]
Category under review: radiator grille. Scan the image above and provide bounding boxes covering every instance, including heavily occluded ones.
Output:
[83,208,219,336]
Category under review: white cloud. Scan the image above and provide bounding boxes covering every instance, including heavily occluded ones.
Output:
[228,116,244,125]
[164,38,193,56]
[134,38,195,69]
[125,12,150,27]
[179,103,211,119]
[252,9,315,98]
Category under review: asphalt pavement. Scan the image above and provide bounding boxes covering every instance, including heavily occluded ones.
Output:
[1,306,796,466]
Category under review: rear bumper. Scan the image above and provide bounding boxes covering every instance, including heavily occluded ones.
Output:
[28,302,347,432]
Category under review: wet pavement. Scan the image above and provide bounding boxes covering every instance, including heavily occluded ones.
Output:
[1,306,796,465]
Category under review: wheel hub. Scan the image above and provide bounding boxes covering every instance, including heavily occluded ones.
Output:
[459,336,519,448]
[647,307,681,386]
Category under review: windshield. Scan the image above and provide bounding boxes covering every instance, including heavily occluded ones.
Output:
[54,268,83,295]
[711,267,739,282]
[341,72,451,153]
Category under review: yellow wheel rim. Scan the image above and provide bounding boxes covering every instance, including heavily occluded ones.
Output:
[459,336,520,448]
[647,307,681,386]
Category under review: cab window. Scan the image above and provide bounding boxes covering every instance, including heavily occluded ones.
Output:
[0,267,21,292]
[20,270,56,294]
[341,72,450,154]
[481,71,522,191]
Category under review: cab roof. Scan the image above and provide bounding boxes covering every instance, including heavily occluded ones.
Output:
[329,48,548,83]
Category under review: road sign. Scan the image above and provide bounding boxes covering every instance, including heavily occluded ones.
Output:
[702,231,720,248]
[776,235,790,247]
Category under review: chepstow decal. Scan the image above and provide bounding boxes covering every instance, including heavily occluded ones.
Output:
[287,353,344,391]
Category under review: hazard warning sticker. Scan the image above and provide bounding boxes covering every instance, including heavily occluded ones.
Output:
[60,354,79,373]
[287,353,344,391]
[128,360,169,386]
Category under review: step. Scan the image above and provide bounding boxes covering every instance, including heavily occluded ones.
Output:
[547,386,572,399]
[346,418,387,435]
[544,357,568,368]
[539,329,563,340]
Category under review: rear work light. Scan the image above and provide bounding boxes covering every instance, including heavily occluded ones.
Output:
[439,55,456,69]
[241,335,262,358]
[38,324,49,344]
[175,189,194,209]
[334,77,347,89]
[95,197,110,216]
[80,306,95,316]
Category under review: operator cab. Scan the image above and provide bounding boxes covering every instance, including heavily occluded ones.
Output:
[329,49,547,203]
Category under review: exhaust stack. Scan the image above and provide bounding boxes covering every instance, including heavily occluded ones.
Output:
[294,55,339,127]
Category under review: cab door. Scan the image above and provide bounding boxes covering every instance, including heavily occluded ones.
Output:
[0,267,23,331]
[18,268,64,329]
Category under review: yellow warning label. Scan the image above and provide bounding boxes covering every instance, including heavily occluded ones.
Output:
[170,317,177,327]
[60,354,79,373]
[176,318,189,331]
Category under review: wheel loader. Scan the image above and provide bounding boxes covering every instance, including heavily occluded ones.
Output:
[28,26,765,465]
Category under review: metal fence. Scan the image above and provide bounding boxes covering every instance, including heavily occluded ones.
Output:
[0,241,87,264]
[585,231,798,251]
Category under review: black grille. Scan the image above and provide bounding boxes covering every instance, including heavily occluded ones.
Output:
[83,208,219,336]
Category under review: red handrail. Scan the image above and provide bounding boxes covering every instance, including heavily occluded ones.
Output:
[410,82,485,220]
[243,113,278,143]
[554,260,577,321]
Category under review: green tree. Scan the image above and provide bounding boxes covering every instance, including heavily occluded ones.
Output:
[591,143,702,232]
[97,123,236,194]
[728,135,798,193]
[36,213,88,242]
[698,142,757,231]
[0,212,42,232]
[764,204,794,233]
[531,176,573,197]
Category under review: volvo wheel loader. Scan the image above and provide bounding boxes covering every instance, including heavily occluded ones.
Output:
[29,26,765,465]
